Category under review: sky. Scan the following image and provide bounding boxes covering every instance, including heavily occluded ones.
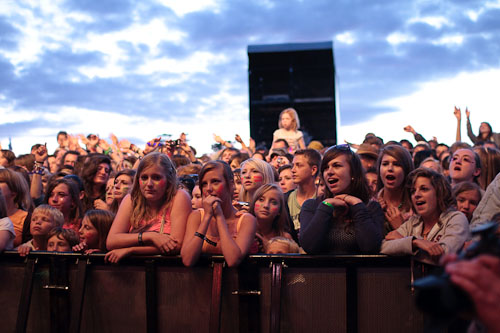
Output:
[1,0,500,156]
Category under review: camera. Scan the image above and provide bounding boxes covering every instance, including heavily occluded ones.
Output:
[413,222,500,321]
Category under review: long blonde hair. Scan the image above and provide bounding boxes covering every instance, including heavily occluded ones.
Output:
[279,108,300,131]
[130,153,177,229]
[249,184,290,237]
[238,158,276,202]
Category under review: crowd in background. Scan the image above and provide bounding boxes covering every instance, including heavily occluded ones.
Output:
[1,106,500,330]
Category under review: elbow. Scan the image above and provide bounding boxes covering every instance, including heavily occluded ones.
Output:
[182,256,197,267]
[225,257,242,268]
[106,236,118,250]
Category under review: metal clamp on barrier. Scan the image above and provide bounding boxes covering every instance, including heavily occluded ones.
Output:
[42,285,69,291]
[231,290,261,296]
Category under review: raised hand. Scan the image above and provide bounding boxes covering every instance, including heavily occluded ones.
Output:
[453,106,461,120]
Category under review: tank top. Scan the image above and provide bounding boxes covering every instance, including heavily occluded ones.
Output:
[130,205,172,234]
[198,209,247,254]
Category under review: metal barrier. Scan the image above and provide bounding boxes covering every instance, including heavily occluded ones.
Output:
[0,251,424,333]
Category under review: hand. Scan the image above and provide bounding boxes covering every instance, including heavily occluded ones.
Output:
[105,248,132,263]
[453,106,461,121]
[334,194,362,206]
[249,137,255,150]
[403,125,415,134]
[412,239,444,258]
[179,132,187,143]
[144,137,162,154]
[99,139,110,151]
[465,107,470,118]
[72,242,88,252]
[445,255,500,331]
[68,135,80,151]
[385,206,404,229]
[149,233,179,254]
[94,199,109,210]
[235,134,243,144]
[213,134,224,144]
[17,245,32,257]
[202,195,222,217]
[110,133,119,146]
[84,248,101,254]
[385,230,403,240]
[34,145,48,162]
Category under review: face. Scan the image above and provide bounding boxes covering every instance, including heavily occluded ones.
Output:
[421,160,440,172]
[479,122,490,135]
[449,149,480,183]
[230,159,240,170]
[315,178,326,197]
[411,177,438,219]
[280,113,293,129]
[435,146,448,159]
[291,155,315,185]
[241,164,265,193]
[254,189,281,222]
[48,184,73,216]
[279,168,296,193]
[271,155,289,170]
[93,163,111,185]
[47,156,58,173]
[456,189,481,221]
[0,181,14,202]
[201,168,229,201]
[113,175,133,201]
[221,150,237,163]
[191,185,203,209]
[380,154,405,190]
[233,173,241,200]
[323,154,352,195]
[30,212,55,236]
[57,134,67,147]
[401,141,412,152]
[79,216,99,248]
[365,172,377,196]
[47,235,71,252]
[105,178,115,205]
[139,165,168,203]
[359,156,375,171]
[63,154,78,167]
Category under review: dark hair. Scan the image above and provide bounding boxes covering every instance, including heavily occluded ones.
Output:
[452,181,482,204]
[14,154,35,172]
[198,160,234,196]
[376,144,414,199]
[479,122,493,140]
[44,178,84,222]
[80,154,111,205]
[474,146,500,190]
[57,131,68,139]
[0,191,7,218]
[0,168,33,211]
[294,149,322,177]
[109,169,136,213]
[408,168,454,215]
[62,150,80,164]
[84,210,114,251]
[413,149,435,168]
[320,145,370,203]
[171,154,191,169]
[399,139,413,150]
[274,138,290,148]
[47,227,80,248]
[0,150,16,167]
[278,164,293,174]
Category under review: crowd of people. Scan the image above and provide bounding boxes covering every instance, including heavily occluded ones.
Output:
[1,106,500,330]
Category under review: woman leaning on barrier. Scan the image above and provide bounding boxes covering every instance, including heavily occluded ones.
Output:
[299,145,384,254]
[381,168,470,265]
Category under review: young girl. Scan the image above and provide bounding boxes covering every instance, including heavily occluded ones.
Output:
[109,169,136,213]
[45,178,84,233]
[80,154,112,212]
[106,152,191,263]
[249,184,297,253]
[271,108,306,154]
[47,228,80,252]
[452,181,482,222]
[17,205,64,256]
[238,158,276,204]
[181,161,257,267]
[73,210,114,253]
[0,168,33,247]
[381,168,470,265]
[376,145,415,235]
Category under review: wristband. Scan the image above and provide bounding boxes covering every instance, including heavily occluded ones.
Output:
[194,232,218,247]
[322,201,334,209]
[194,231,205,240]
[138,232,144,246]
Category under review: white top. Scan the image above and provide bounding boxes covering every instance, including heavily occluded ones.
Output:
[273,128,303,153]
[0,217,16,250]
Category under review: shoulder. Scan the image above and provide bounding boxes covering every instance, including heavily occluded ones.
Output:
[173,189,192,206]
[303,197,322,209]
[441,210,468,225]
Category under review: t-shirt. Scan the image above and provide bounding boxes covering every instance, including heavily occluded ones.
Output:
[273,128,303,153]
[10,209,28,248]
[0,217,15,250]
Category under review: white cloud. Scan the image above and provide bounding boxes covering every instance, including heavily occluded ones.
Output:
[335,32,356,45]
[386,32,416,45]
[156,0,220,16]
[432,35,464,46]
[408,16,450,29]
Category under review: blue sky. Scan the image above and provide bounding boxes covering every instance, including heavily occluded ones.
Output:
[1,0,500,155]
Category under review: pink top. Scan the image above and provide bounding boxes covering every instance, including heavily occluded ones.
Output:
[130,206,172,234]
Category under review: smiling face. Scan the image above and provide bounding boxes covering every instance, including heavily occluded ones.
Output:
[279,168,296,193]
[380,154,405,190]
[113,174,133,201]
[456,189,481,221]
[93,163,111,185]
[30,212,55,236]
[241,164,264,193]
[411,177,438,219]
[48,184,73,217]
[323,154,352,195]
[139,164,168,204]
[449,149,480,184]
[79,216,99,248]
[254,189,281,223]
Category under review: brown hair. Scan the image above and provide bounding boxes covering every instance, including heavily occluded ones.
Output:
[198,160,234,196]
[408,168,454,215]
[47,228,80,248]
[249,183,290,237]
[294,149,322,177]
[474,146,500,190]
[0,168,33,211]
[84,210,115,251]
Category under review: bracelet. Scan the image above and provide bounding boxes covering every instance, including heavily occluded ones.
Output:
[322,201,334,209]
[194,232,218,247]
[138,232,144,246]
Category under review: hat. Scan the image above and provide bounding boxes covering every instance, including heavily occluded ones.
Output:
[356,143,379,160]
[307,140,324,151]
[270,148,288,159]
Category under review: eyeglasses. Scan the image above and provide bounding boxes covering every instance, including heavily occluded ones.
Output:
[326,144,352,153]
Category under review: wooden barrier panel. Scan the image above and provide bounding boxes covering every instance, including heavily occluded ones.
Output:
[0,252,423,333]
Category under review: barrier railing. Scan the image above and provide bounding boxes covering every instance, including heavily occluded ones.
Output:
[0,251,424,333]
